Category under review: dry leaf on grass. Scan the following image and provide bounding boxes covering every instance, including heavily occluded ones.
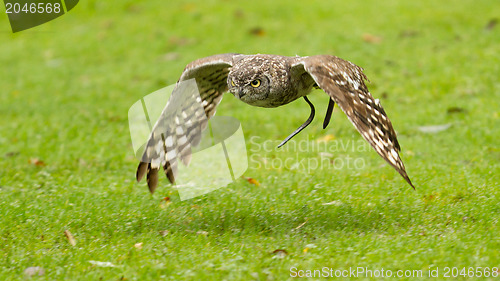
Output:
[64,230,76,246]
[316,134,335,143]
[29,158,46,167]
[161,52,180,61]
[89,261,117,267]
[485,18,498,30]
[233,9,244,19]
[159,230,170,236]
[446,107,467,114]
[168,36,194,47]
[294,219,308,230]
[185,229,209,235]
[319,152,334,159]
[399,30,419,38]
[417,123,452,133]
[362,33,382,44]
[4,151,19,158]
[244,177,260,186]
[303,244,317,253]
[196,230,209,236]
[322,200,344,206]
[24,267,45,277]
[134,242,143,250]
[160,197,172,209]
[272,249,288,258]
[249,27,266,37]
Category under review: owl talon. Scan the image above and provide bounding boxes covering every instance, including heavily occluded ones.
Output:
[322,98,335,129]
[277,96,315,148]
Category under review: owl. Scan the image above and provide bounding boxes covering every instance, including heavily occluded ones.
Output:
[136,54,414,193]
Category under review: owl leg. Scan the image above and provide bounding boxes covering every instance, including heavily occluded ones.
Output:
[277,96,315,148]
[322,98,335,129]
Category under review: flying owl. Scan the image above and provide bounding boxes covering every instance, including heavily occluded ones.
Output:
[136,54,414,193]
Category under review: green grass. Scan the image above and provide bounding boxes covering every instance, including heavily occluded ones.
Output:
[1,0,499,280]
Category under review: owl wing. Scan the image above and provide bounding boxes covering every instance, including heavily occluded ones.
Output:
[292,55,414,188]
[136,53,240,193]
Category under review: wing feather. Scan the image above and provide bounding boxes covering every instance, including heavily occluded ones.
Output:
[293,55,414,188]
[136,53,239,193]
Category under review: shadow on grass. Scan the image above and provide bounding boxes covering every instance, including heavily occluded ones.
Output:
[150,199,417,237]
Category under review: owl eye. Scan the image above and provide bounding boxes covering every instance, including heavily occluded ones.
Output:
[250,79,261,88]
[231,80,235,86]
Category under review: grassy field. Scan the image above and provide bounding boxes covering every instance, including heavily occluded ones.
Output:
[1,0,499,280]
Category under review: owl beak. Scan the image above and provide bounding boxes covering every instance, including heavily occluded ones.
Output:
[235,89,246,99]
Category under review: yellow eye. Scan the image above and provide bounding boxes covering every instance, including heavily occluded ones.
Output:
[231,80,235,86]
[250,79,261,88]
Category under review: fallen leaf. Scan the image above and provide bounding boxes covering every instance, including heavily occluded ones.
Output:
[422,193,437,204]
[316,134,335,143]
[249,27,266,37]
[181,3,196,12]
[294,219,308,230]
[485,18,498,30]
[196,230,209,236]
[160,197,172,209]
[272,249,288,258]
[362,33,382,44]
[29,158,46,167]
[319,152,334,159]
[24,267,45,277]
[4,151,19,158]
[244,177,260,186]
[100,20,114,29]
[89,261,117,267]
[161,52,180,61]
[125,4,141,13]
[405,150,415,156]
[303,244,319,254]
[446,107,467,114]
[233,9,244,18]
[159,230,170,236]
[462,216,471,222]
[168,36,194,47]
[134,242,143,249]
[64,230,76,246]
[417,123,452,133]
[322,200,344,206]
[399,30,419,38]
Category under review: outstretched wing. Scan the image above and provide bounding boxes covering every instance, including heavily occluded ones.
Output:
[292,55,414,188]
[136,53,240,193]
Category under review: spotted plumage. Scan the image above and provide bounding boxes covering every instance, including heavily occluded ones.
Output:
[137,53,414,193]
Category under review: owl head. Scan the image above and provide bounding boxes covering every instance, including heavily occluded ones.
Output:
[227,55,290,108]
